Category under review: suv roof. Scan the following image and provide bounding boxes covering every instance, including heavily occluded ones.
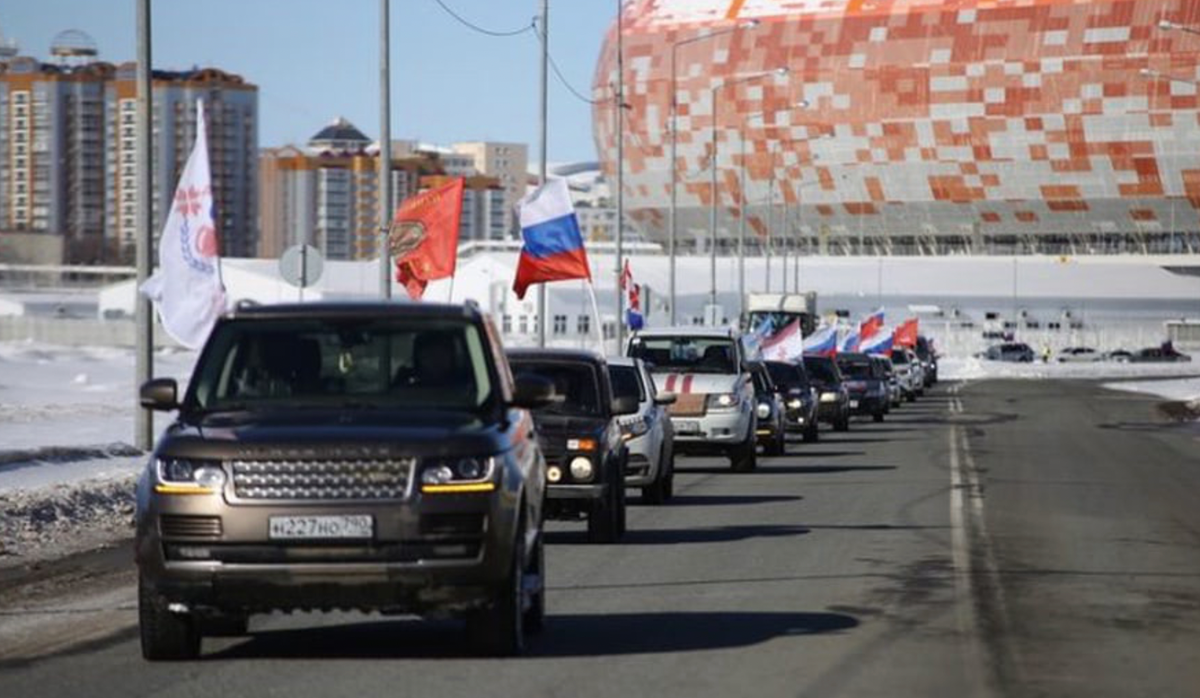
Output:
[507,347,607,365]
[632,326,741,340]
[227,301,482,322]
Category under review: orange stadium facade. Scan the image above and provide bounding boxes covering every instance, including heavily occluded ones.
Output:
[592,0,1200,255]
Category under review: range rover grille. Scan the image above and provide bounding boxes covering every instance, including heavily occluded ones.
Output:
[230,458,415,501]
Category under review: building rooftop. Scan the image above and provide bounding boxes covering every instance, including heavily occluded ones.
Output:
[310,117,370,148]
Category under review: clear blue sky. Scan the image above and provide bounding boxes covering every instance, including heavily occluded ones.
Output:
[3,1,614,163]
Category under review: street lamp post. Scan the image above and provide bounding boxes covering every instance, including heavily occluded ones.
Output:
[1159,19,1200,37]
[708,67,789,316]
[669,20,759,325]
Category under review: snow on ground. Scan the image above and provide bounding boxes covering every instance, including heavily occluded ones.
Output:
[940,357,1200,382]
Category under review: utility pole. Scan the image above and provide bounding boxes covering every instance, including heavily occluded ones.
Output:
[614,0,626,349]
[378,0,392,298]
[536,0,550,347]
[134,0,153,450]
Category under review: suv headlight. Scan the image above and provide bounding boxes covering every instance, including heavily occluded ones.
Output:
[421,456,497,493]
[569,456,595,482]
[154,457,225,495]
[706,393,740,410]
[787,398,803,409]
[819,392,839,403]
[756,401,772,419]
[621,417,650,441]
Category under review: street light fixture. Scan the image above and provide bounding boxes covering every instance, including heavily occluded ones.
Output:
[668,19,760,325]
[707,67,790,316]
[1159,19,1200,36]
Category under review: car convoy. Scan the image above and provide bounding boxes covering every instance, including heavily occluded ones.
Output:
[134,300,941,661]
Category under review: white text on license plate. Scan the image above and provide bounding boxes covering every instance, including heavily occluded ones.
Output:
[674,420,701,434]
[268,515,373,540]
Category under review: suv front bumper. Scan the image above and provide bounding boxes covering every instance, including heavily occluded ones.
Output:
[669,404,752,455]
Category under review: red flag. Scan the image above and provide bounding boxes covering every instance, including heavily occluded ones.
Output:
[894,318,919,348]
[391,177,464,300]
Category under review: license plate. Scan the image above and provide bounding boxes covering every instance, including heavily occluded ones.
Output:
[850,400,860,409]
[674,420,701,434]
[268,515,373,540]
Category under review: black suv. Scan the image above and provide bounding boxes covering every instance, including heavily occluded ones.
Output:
[802,355,851,432]
[136,302,552,659]
[507,349,636,544]
[764,360,819,442]
[836,352,889,423]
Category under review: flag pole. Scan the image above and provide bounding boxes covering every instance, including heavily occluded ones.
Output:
[537,0,550,348]
[134,0,154,451]
[378,0,392,299]
[585,281,605,353]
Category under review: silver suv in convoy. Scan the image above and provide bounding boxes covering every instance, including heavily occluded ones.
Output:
[627,327,758,472]
[607,357,677,504]
[135,302,552,660]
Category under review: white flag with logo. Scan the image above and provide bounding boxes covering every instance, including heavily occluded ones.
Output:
[140,100,226,349]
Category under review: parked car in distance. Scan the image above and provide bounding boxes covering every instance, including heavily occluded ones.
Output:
[764,360,820,442]
[747,361,787,456]
[606,357,676,504]
[507,349,636,544]
[627,327,758,472]
[914,335,939,386]
[872,355,902,409]
[983,342,1035,363]
[1129,343,1192,363]
[135,301,553,660]
[802,354,851,432]
[1105,349,1134,363]
[1056,346,1102,363]
[836,352,889,422]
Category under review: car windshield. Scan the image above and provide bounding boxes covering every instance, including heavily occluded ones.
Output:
[187,317,494,413]
[628,335,737,374]
[608,365,644,402]
[510,361,601,417]
[890,351,909,365]
[803,357,840,383]
[838,361,874,379]
[765,361,808,390]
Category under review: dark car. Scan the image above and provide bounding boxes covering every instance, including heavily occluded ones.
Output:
[747,361,787,456]
[135,302,552,660]
[915,335,938,386]
[836,352,889,422]
[984,342,1035,363]
[764,360,819,442]
[507,349,637,544]
[1130,343,1192,363]
[802,355,850,432]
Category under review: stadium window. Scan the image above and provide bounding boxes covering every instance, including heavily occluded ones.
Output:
[518,315,528,335]
[553,314,567,336]
[577,314,590,336]
[502,314,512,334]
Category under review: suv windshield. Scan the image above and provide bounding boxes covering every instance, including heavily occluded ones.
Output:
[803,357,840,383]
[765,361,809,390]
[188,317,494,413]
[510,361,601,417]
[628,335,737,374]
[890,350,909,365]
[837,360,875,379]
[608,365,644,402]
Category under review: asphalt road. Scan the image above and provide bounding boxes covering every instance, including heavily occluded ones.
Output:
[1,379,1198,697]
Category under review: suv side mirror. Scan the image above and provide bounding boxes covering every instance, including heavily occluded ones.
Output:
[511,374,556,410]
[653,392,677,406]
[140,378,179,411]
[612,395,640,416]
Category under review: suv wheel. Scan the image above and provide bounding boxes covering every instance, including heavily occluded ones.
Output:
[803,421,819,443]
[835,413,850,432]
[730,432,758,472]
[587,462,623,543]
[467,519,527,656]
[139,577,200,661]
[767,427,786,457]
[642,445,671,505]
[523,527,545,634]
[873,409,885,423]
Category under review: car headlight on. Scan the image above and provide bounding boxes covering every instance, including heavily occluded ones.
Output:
[569,456,595,482]
[756,401,771,419]
[421,457,496,493]
[620,417,650,441]
[819,392,839,403]
[546,466,563,483]
[706,393,739,410]
[787,398,803,409]
[154,457,225,495]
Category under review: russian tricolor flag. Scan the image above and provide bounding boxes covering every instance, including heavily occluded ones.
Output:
[861,328,895,355]
[803,326,839,357]
[840,330,860,353]
[859,308,885,341]
[512,179,591,300]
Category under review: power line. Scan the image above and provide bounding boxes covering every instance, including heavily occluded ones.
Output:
[532,16,604,105]
[430,0,535,38]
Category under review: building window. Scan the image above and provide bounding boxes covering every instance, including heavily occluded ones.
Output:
[502,314,512,334]
[577,314,591,336]
[552,315,567,336]
[518,315,528,335]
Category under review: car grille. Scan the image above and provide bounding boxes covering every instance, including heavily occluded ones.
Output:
[229,458,415,501]
[160,514,222,539]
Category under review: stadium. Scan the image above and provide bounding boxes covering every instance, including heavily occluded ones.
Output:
[592,0,1200,256]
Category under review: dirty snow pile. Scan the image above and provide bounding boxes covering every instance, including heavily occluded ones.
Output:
[0,343,196,566]
[1103,376,1200,422]
[939,356,1200,382]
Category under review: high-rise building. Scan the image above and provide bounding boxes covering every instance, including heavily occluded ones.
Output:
[452,141,528,237]
[259,119,508,261]
[0,39,258,263]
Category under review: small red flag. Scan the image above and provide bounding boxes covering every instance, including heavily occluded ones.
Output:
[894,318,919,348]
[391,177,464,300]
